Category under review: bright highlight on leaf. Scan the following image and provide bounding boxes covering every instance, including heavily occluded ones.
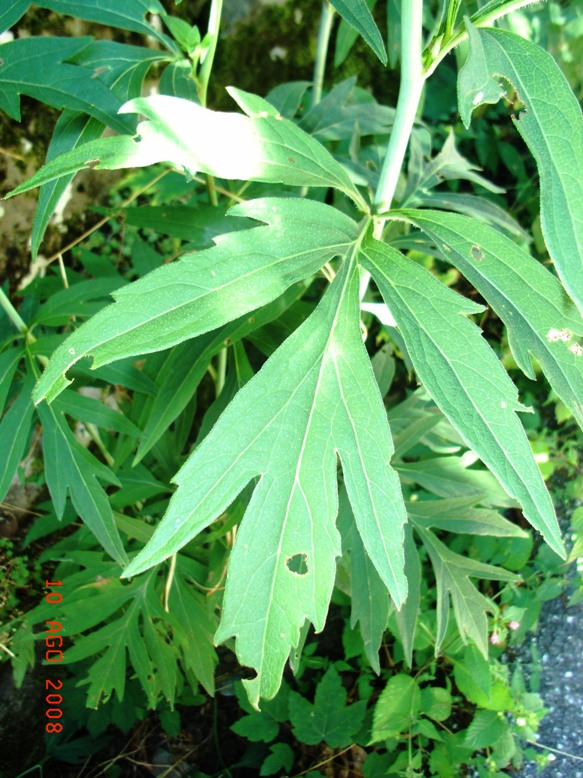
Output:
[122,253,408,707]
[6,93,364,208]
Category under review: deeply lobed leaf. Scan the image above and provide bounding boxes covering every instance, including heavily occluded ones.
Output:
[362,239,564,558]
[397,209,583,430]
[32,198,359,403]
[122,253,408,707]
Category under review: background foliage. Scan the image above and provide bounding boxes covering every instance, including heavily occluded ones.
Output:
[0,0,582,776]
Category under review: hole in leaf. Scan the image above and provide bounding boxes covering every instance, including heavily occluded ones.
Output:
[499,76,527,120]
[471,245,483,262]
[286,552,309,576]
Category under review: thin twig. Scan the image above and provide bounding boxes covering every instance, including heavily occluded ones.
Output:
[292,746,352,777]
[527,740,583,762]
[42,169,170,266]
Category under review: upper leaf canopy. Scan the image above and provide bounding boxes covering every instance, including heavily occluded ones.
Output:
[32,198,359,404]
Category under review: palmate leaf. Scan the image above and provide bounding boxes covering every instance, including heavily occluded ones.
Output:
[32,198,359,404]
[398,210,583,430]
[7,92,364,207]
[458,22,583,312]
[0,37,131,134]
[123,254,408,707]
[61,570,194,709]
[289,666,367,747]
[362,239,564,558]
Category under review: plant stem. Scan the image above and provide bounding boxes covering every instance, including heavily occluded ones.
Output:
[424,0,540,79]
[311,1,335,109]
[198,0,223,108]
[0,287,27,333]
[216,345,227,397]
[373,0,425,214]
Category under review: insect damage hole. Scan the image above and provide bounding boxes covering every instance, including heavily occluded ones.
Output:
[470,245,484,262]
[286,552,309,576]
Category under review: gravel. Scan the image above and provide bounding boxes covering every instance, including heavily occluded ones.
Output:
[514,597,583,777]
[513,505,583,778]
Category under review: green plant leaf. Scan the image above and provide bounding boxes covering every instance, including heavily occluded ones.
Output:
[334,0,370,67]
[415,525,517,656]
[123,203,250,244]
[32,198,358,404]
[394,524,421,667]
[407,497,527,538]
[0,375,35,501]
[289,666,366,747]
[398,209,583,430]
[30,112,106,259]
[420,686,453,722]
[299,77,393,141]
[63,570,181,708]
[329,0,387,65]
[52,390,141,438]
[6,93,364,206]
[396,456,516,507]
[37,401,127,565]
[260,743,295,777]
[135,284,304,463]
[0,37,131,134]
[0,347,24,416]
[458,23,583,312]
[362,239,564,558]
[160,59,200,102]
[232,681,289,743]
[413,192,529,241]
[338,487,391,674]
[372,673,420,740]
[167,569,218,695]
[35,0,170,43]
[0,0,31,33]
[26,35,173,247]
[463,709,508,749]
[122,254,407,707]
[453,643,492,705]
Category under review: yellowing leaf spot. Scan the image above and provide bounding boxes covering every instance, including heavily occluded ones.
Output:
[546,328,572,343]
[568,343,583,357]
[473,91,484,106]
